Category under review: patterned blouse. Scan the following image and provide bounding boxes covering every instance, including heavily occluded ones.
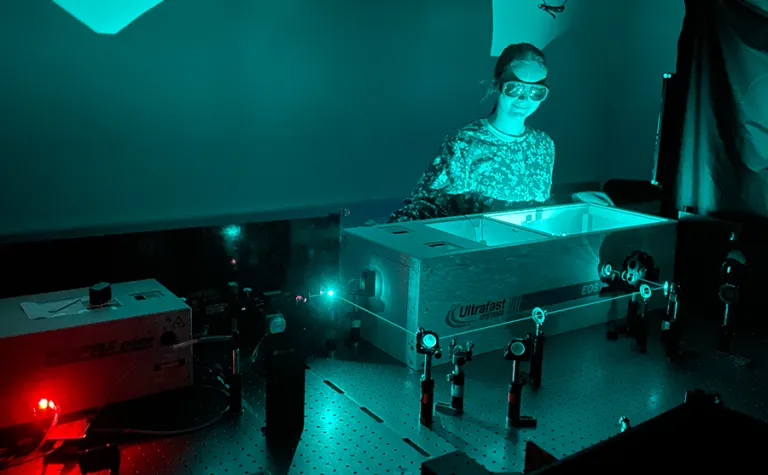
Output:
[389,118,556,222]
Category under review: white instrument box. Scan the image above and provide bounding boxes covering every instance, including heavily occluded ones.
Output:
[340,204,676,370]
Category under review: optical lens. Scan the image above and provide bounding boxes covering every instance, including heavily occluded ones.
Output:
[422,334,437,349]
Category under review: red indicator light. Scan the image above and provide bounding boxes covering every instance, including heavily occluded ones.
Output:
[36,398,57,412]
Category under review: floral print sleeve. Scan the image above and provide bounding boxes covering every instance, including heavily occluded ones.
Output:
[389,119,556,223]
[387,137,471,222]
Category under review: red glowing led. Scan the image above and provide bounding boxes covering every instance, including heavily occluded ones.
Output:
[37,398,56,412]
[231,259,237,265]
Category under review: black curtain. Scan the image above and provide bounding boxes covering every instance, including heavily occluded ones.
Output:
[660,0,768,221]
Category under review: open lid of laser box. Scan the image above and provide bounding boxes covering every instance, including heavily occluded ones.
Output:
[344,204,674,259]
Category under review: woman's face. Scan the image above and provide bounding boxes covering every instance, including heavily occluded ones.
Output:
[497,60,549,121]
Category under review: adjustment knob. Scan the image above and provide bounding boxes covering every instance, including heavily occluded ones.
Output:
[89,282,112,306]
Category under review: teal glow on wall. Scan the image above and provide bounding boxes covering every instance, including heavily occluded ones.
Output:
[491,0,573,55]
[53,0,164,34]
[0,0,686,235]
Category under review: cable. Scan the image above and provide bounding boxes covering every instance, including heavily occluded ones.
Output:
[96,363,140,415]
[248,336,264,363]
[88,386,231,437]
[173,335,231,349]
[539,0,568,18]
[91,416,229,437]
[0,441,63,470]
[3,349,233,468]
[0,409,61,469]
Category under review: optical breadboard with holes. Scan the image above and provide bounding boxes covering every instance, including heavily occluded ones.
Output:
[339,203,676,369]
[5,315,768,475]
[0,279,193,429]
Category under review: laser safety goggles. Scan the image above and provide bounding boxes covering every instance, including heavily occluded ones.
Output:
[502,81,549,102]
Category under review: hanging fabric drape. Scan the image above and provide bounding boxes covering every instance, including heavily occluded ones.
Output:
[661,0,768,219]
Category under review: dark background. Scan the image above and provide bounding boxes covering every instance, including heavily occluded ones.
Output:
[0,213,341,303]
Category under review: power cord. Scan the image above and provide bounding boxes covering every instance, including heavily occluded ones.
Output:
[87,385,231,437]
[0,440,63,470]
[0,404,61,470]
[2,336,237,469]
[5,384,233,471]
[539,0,568,18]
[249,337,265,363]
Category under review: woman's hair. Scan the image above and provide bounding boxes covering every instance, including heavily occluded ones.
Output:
[493,42,548,91]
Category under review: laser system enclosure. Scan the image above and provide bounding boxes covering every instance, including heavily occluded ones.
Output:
[340,204,676,370]
[0,279,193,429]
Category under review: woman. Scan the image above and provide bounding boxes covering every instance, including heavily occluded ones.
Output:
[389,43,556,223]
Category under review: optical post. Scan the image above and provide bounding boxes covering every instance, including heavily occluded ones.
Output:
[416,327,442,427]
[504,336,537,429]
[436,339,474,416]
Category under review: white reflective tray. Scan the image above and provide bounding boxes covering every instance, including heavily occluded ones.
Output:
[486,204,667,237]
[426,217,549,247]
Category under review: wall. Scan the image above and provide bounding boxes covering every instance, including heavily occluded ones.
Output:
[528,0,685,184]
[0,0,684,235]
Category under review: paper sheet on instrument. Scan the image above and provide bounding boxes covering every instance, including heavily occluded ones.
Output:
[21,297,119,320]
